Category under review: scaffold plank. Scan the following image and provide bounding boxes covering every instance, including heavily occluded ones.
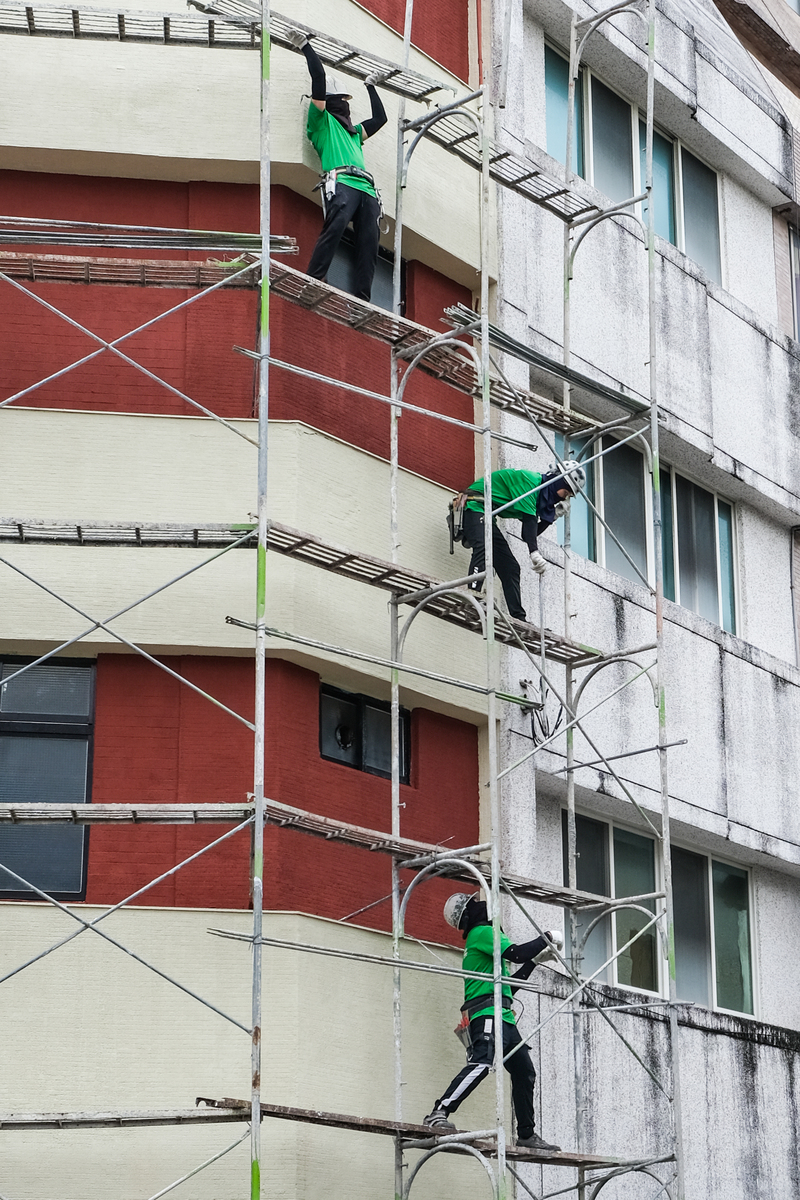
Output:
[0,252,265,287]
[0,1107,248,1130]
[189,2,448,101]
[260,797,607,908]
[197,1097,641,1168]
[0,803,254,825]
[268,262,596,435]
[0,218,296,254]
[0,517,602,665]
[415,112,602,225]
[0,0,257,46]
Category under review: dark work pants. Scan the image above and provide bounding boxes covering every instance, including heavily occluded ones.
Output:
[307,183,380,301]
[463,508,525,621]
[435,1015,537,1139]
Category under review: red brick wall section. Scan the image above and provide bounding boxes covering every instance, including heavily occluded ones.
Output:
[271,186,475,488]
[0,172,259,419]
[88,654,478,945]
[357,0,469,81]
[0,173,475,487]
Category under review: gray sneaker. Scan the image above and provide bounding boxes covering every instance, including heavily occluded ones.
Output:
[516,1132,561,1153]
[422,1108,456,1131]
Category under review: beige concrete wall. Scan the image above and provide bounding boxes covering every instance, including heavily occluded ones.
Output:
[0,409,487,717]
[0,0,489,280]
[0,905,502,1200]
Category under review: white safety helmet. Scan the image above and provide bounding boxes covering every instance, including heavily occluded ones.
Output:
[443,893,472,930]
[325,73,352,98]
[551,459,586,496]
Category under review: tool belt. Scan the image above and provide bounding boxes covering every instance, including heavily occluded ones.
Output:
[315,166,384,222]
[447,491,482,554]
[460,992,513,1018]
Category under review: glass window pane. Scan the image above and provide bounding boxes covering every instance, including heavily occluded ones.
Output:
[320,692,359,767]
[681,148,721,284]
[563,812,610,982]
[791,228,800,340]
[1,663,92,716]
[712,861,752,1013]
[613,828,657,991]
[639,124,676,244]
[0,736,88,894]
[591,78,633,203]
[675,475,719,624]
[602,439,647,583]
[673,846,711,1006]
[554,434,595,560]
[363,704,392,778]
[661,468,675,602]
[717,501,736,634]
[545,46,584,175]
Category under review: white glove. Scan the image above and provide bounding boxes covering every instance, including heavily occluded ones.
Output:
[554,499,570,518]
[364,69,389,86]
[530,550,547,575]
[285,28,309,49]
[534,930,564,964]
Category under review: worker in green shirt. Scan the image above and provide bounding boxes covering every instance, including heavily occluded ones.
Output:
[287,29,388,301]
[462,463,585,622]
[422,892,563,1152]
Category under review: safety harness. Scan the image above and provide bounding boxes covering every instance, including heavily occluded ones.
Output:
[315,166,385,223]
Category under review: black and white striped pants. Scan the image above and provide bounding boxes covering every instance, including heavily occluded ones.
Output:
[434,1015,537,1139]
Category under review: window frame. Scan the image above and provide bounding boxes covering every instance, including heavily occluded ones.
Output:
[563,808,757,1016]
[544,43,724,284]
[660,462,739,634]
[563,808,663,999]
[319,684,411,783]
[0,656,95,901]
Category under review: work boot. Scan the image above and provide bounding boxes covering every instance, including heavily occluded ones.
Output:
[422,1108,456,1131]
[516,1132,561,1153]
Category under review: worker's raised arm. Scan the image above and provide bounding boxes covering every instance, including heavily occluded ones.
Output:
[361,75,388,138]
[287,30,327,110]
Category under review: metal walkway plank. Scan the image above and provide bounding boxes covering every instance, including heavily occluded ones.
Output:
[0,218,295,253]
[0,0,256,45]
[268,261,596,435]
[0,518,602,665]
[0,803,255,825]
[0,251,264,287]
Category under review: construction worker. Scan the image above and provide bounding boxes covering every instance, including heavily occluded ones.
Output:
[287,29,388,301]
[423,893,563,1152]
[462,463,586,622]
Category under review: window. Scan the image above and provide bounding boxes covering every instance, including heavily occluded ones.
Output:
[320,685,410,782]
[553,435,737,632]
[563,812,754,1014]
[0,659,94,899]
[544,44,584,175]
[544,47,722,282]
[673,847,753,1013]
[562,812,658,992]
[789,227,800,339]
[661,467,737,633]
[326,234,398,311]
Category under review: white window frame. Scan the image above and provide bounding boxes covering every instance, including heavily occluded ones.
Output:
[660,463,739,633]
[672,838,758,1018]
[567,808,757,1016]
[545,45,724,284]
[568,809,663,999]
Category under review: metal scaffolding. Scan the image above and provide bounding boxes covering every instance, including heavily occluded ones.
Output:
[0,0,687,1198]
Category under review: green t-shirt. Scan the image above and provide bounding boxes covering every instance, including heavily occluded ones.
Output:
[462,924,516,1025]
[465,469,543,521]
[306,104,376,196]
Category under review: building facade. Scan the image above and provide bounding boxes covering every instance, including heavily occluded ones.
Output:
[0,0,799,1197]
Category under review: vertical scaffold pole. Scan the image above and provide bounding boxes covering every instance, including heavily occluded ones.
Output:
[251,0,270,1196]
[479,102,507,1200]
[563,12,586,1177]
[643,0,685,1193]
[391,6,415,1197]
